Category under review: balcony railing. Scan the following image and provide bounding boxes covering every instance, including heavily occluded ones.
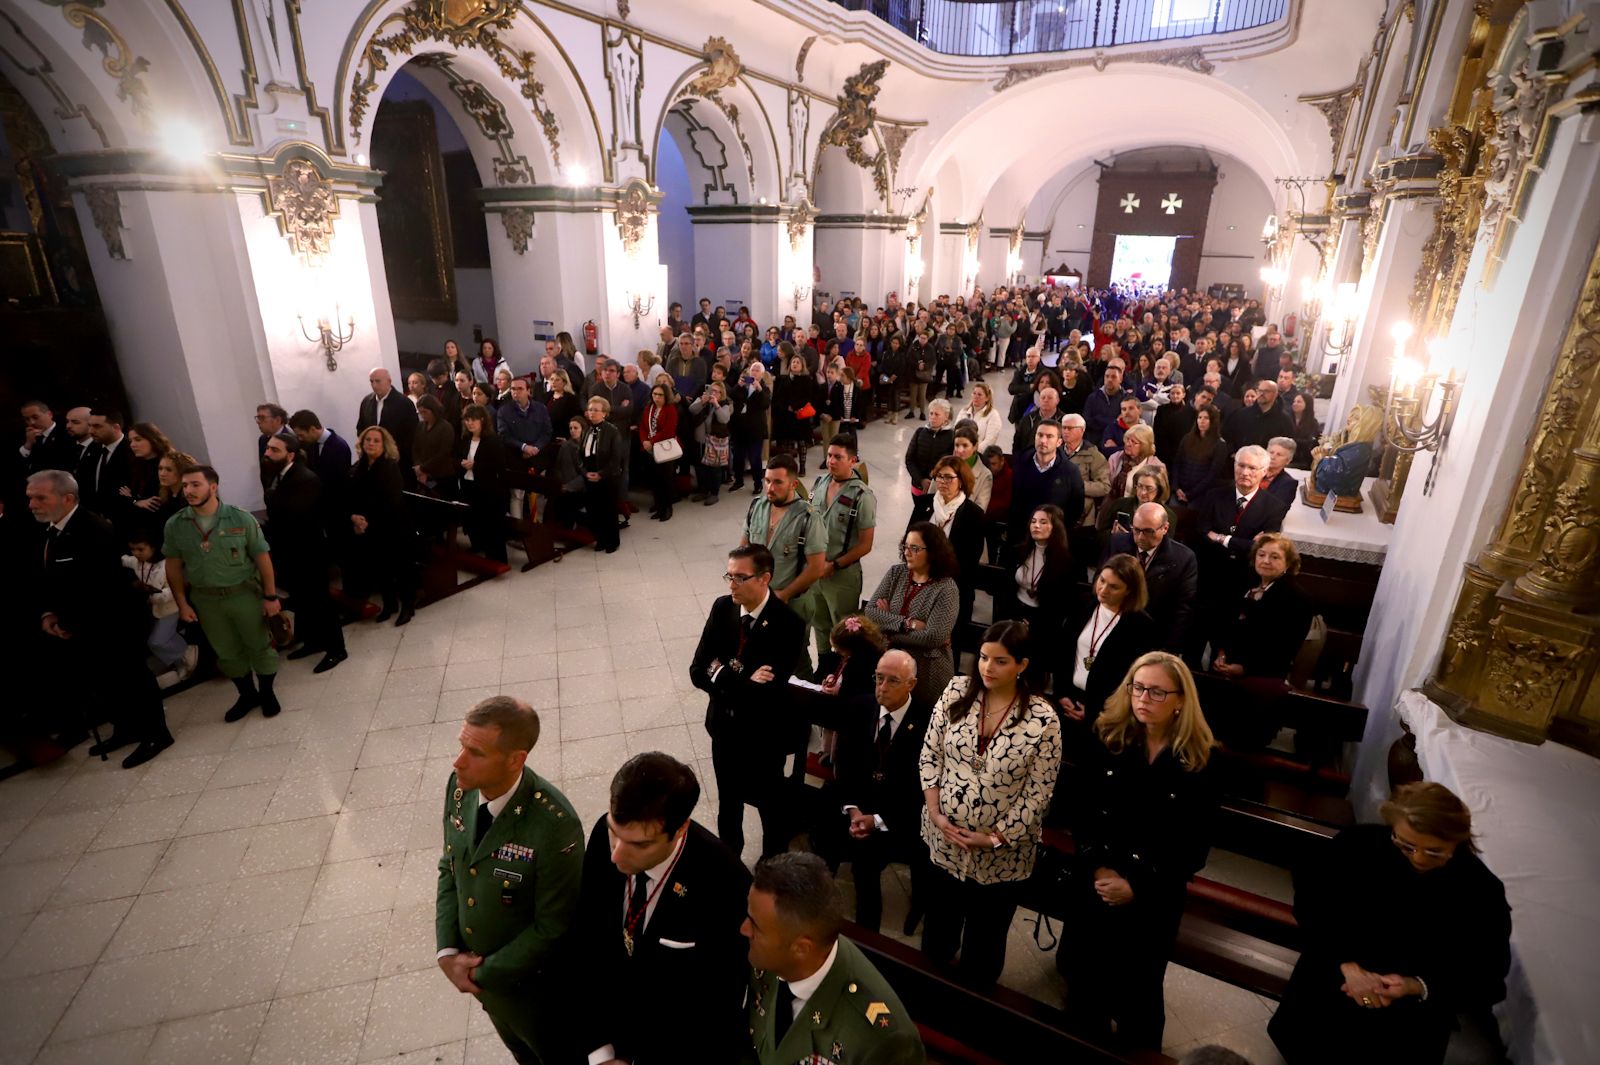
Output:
[831,0,1288,57]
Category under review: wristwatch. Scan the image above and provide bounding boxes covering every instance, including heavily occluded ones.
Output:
[262,594,280,602]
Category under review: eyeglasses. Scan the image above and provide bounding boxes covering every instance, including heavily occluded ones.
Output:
[901,544,926,555]
[1390,832,1453,861]
[933,474,958,483]
[722,572,759,585]
[1131,525,1163,535]
[1128,681,1176,702]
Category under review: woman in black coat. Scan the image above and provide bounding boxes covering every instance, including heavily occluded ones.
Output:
[1059,652,1219,1051]
[995,503,1078,644]
[455,404,508,563]
[910,455,986,635]
[347,426,416,624]
[1211,531,1314,683]
[1171,406,1228,507]
[1056,554,1158,734]
[1288,392,1322,470]
[772,353,819,475]
[1269,783,1510,1065]
[1152,382,1196,462]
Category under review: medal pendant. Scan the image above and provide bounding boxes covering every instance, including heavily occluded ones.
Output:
[1083,654,1095,669]
[200,541,212,552]
[622,928,634,957]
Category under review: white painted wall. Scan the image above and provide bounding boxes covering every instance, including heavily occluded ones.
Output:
[393,268,499,358]
[1198,158,1275,290]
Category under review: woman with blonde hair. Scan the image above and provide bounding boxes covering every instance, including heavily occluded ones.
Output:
[1058,651,1218,1050]
[1269,781,1510,1065]
[959,382,1007,454]
[1104,422,1165,507]
[348,425,416,625]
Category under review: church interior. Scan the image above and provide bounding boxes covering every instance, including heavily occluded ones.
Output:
[0,0,1597,1063]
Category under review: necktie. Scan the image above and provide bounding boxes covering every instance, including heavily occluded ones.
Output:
[96,449,108,492]
[1139,549,1151,569]
[473,803,494,847]
[1236,495,1249,511]
[44,524,59,563]
[624,870,650,931]
[876,713,894,762]
[773,980,796,1045]
[738,614,754,656]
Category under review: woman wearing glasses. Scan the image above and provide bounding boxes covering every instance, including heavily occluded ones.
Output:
[909,455,985,636]
[1057,651,1217,1050]
[918,620,1062,988]
[1269,782,1510,1065]
[864,522,961,708]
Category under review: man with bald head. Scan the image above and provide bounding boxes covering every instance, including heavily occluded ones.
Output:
[357,366,419,481]
[1104,501,1198,653]
[64,405,97,486]
[830,647,931,932]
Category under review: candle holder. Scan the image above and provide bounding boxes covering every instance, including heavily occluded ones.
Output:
[1370,325,1463,521]
[626,292,656,329]
[298,310,354,372]
[792,283,812,311]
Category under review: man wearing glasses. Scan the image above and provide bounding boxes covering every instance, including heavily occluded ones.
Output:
[690,545,807,859]
[1104,501,1197,653]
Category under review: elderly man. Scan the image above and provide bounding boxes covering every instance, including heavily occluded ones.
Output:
[357,367,418,479]
[667,331,709,399]
[1011,384,1062,457]
[832,649,930,933]
[27,470,173,767]
[437,695,583,1065]
[1104,501,1199,653]
[1261,437,1300,506]
[1192,444,1288,652]
[1061,413,1110,526]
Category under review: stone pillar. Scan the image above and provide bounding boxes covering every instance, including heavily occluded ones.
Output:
[686,205,781,328]
[814,213,906,303]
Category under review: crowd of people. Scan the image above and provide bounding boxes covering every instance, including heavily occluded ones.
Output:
[2,282,1508,1065]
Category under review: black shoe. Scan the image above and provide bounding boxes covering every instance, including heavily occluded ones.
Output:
[313,650,348,674]
[751,484,761,496]
[87,734,135,758]
[731,481,745,492]
[258,674,282,718]
[659,508,672,522]
[285,644,321,661]
[396,607,415,626]
[373,607,395,624]
[618,517,631,530]
[224,697,257,723]
[704,494,718,506]
[604,543,619,553]
[121,735,173,769]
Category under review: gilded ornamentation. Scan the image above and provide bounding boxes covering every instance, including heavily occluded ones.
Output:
[266,158,341,261]
[613,177,652,254]
[964,212,983,253]
[499,207,533,254]
[817,59,891,204]
[1408,123,1483,335]
[880,125,913,176]
[786,200,815,253]
[992,46,1213,92]
[1362,179,1392,274]
[1482,622,1578,726]
[350,0,562,168]
[795,36,816,83]
[82,185,125,260]
[686,36,741,98]
[1298,82,1362,165]
[55,2,153,124]
[0,9,110,148]
[1478,6,1561,285]
[1440,583,1491,679]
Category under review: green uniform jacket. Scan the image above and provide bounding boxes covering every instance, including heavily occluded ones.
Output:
[435,768,584,1025]
[746,937,925,1065]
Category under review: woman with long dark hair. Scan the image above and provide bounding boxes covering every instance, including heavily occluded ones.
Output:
[997,505,1076,643]
[1289,391,1322,470]
[918,619,1063,988]
[473,338,510,384]
[1172,405,1228,506]
[442,338,472,380]
[639,382,680,522]
[455,404,507,562]
[1058,554,1158,733]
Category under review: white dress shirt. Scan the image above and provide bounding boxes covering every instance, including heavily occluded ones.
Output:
[435,785,518,961]
[1072,603,1121,691]
[842,696,911,830]
[780,939,840,1027]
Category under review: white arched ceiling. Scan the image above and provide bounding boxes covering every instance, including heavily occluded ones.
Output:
[913,66,1304,222]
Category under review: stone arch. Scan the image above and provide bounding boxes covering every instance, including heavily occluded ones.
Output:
[646,69,784,207]
[336,1,605,181]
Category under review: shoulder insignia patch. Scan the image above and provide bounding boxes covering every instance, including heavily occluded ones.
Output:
[865,1002,892,1027]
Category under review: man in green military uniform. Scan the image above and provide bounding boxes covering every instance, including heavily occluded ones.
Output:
[741,453,827,676]
[164,464,282,722]
[806,433,877,660]
[436,695,583,1065]
[742,852,924,1065]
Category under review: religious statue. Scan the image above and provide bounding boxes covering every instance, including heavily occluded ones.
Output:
[1304,404,1383,511]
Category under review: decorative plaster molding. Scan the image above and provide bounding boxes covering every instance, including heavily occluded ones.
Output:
[880,124,913,177]
[82,184,126,259]
[686,36,740,98]
[670,102,736,203]
[795,36,815,84]
[1299,81,1363,166]
[613,176,652,254]
[51,1,153,125]
[786,200,815,251]
[413,56,533,184]
[816,58,890,203]
[992,46,1214,92]
[0,9,111,148]
[349,0,561,168]
[786,87,810,184]
[498,206,533,254]
[265,157,340,261]
[603,24,644,164]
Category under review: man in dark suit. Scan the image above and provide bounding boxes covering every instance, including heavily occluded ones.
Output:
[255,403,293,457]
[1008,419,1085,543]
[426,360,462,431]
[18,400,78,477]
[831,649,930,932]
[1192,445,1288,658]
[691,544,808,859]
[579,395,626,553]
[262,435,346,673]
[357,367,418,479]
[26,469,172,767]
[63,406,98,486]
[577,753,751,1065]
[1106,502,1199,653]
[83,408,132,526]
[1229,380,1295,453]
[288,409,353,490]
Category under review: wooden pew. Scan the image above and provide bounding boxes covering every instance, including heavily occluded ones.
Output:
[403,492,510,606]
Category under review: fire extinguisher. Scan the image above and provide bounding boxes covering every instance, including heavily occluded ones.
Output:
[583,319,598,355]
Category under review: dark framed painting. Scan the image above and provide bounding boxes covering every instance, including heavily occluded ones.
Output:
[372,99,457,322]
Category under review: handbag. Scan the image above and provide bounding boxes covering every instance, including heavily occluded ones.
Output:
[651,437,684,464]
[702,436,730,467]
[795,403,817,420]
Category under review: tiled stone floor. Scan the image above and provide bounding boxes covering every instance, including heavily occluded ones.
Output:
[0,370,1285,1064]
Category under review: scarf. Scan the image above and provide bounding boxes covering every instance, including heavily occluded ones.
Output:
[930,489,966,532]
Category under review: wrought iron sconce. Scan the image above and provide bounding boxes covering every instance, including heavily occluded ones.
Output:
[1320,282,1360,363]
[626,292,656,329]
[792,283,812,311]
[298,311,354,372]
[1372,322,1463,515]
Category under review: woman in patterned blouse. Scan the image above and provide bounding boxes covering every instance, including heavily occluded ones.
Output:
[917,620,1064,989]
[864,522,961,707]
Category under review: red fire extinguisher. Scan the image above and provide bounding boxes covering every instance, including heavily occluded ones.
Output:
[583,319,598,355]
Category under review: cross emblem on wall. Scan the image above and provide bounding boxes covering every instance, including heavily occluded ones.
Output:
[1161,194,1183,215]
[1120,193,1140,214]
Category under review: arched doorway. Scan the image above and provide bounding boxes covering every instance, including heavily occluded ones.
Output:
[369,64,500,380]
